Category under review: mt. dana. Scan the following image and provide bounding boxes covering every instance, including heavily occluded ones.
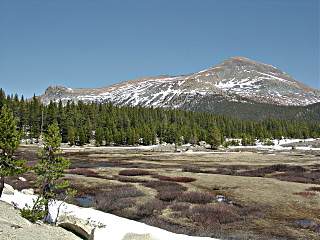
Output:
[39,56,320,112]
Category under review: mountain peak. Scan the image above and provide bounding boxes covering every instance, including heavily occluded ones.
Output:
[39,57,320,108]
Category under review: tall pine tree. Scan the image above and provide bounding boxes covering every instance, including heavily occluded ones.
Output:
[0,104,28,197]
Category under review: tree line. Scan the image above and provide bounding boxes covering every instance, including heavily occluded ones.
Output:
[1,89,319,149]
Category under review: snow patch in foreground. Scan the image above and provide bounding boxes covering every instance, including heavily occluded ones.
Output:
[1,191,218,240]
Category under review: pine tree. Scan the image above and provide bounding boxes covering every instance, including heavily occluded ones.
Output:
[0,105,28,197]
[94,127,104,146]
[206,123,222,149]
[35,122,71,222]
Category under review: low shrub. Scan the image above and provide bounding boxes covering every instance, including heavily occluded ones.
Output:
[68,169,100,178]
[103,187,145,199]
[119,169,152,176]
[235,170,265,177]
[182,166,203,173]
[116,176,148,183]
[188,204,239,224]
[305,186,320,192]
[211,168,235,175]
[154,184,188,193]
[156,190,180,202]
[293,191,317,197]
[177,192,214,204]
[169,202,190,212]
[272,173,315,184]
[94,196,136,212]
[156,175,197,182]
[94,187,144,212]
[143,180,187,191]
[134,200,168,219]
[141,217,189,235]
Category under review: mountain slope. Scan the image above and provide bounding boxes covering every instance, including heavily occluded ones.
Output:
[39,56,320,113]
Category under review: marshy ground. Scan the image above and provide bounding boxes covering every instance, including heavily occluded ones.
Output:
[9,144,320,240]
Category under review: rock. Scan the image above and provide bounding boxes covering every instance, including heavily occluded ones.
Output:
[21,188,34,195]
[18,177,27,181]
[122,232,159,240]
[57,214,95,240]
[0,201,83,240]
[3,184,15,195]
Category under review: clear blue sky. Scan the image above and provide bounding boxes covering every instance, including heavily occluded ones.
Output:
[1,0,319,98]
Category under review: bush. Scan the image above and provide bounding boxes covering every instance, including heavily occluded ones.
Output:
[135,200,168,219]
[188,204,239,224]
[156,190,180,202]
[141,217,189,235]
[94,197,136,212]
[177,192,214,204]
[93,187,144,212]
[272,173,315,184]
[68,169,100,178]
[169,202,190,212]
[119,169,152,176]
[116,176,148,183]
[293,191,317,197]
[155,175,197,182]
[305,187,320,192]
[143,180,187,191]
[182,166,203,173]
[103,187,145,199]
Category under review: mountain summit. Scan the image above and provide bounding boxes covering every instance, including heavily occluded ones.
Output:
[40,56,320,109]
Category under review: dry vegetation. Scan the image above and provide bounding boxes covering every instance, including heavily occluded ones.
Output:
[9,144,320,240]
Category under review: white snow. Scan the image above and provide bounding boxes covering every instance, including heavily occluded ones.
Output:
[1,192,218,240]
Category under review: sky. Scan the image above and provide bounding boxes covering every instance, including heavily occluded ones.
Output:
[0,0,319,99]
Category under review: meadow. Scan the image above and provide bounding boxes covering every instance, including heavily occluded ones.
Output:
[8,144,320,240]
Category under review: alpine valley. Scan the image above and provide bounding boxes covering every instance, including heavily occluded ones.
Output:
[39,56,320,121]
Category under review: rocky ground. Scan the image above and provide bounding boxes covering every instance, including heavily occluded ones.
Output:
[0,201,82,240]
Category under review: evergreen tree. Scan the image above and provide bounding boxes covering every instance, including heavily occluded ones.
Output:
[67,126,77,146]
[0,105,28,197]
[94,127,104,146]
[206,123,222,149]
[35,122,71,222]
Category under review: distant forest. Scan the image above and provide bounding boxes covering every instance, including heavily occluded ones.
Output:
[1,89,319,148]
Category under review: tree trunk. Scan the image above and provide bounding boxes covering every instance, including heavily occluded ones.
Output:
[0,174,5,197]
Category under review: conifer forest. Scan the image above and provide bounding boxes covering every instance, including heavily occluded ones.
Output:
[1,89,319,148]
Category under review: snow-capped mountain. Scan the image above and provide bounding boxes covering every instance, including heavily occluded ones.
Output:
[39,56,320,109]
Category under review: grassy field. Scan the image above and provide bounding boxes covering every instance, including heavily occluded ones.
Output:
[9,144,320,240]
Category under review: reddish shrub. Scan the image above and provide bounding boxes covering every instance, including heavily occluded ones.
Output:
[177,192,214,204]
[212,168,235,175]
[94,187,144,212]
[293,191,317,197]
[157,175,196,182]
[94,196,136,212]
[305,187,320,192]
[169,202,190,212]
[154,184,188,192]
[68,169,100,178]
[134,200,168,219]
[188,204,239,224]
[119,169,152,176]
[156,190,180,202]
[116,176,148,183]
[271,172,315,184]
[102,187,145,199]
[141,217,189,235]
[143,180,187,191]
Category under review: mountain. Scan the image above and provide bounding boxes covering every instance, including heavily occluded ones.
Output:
[39,57,320,117]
